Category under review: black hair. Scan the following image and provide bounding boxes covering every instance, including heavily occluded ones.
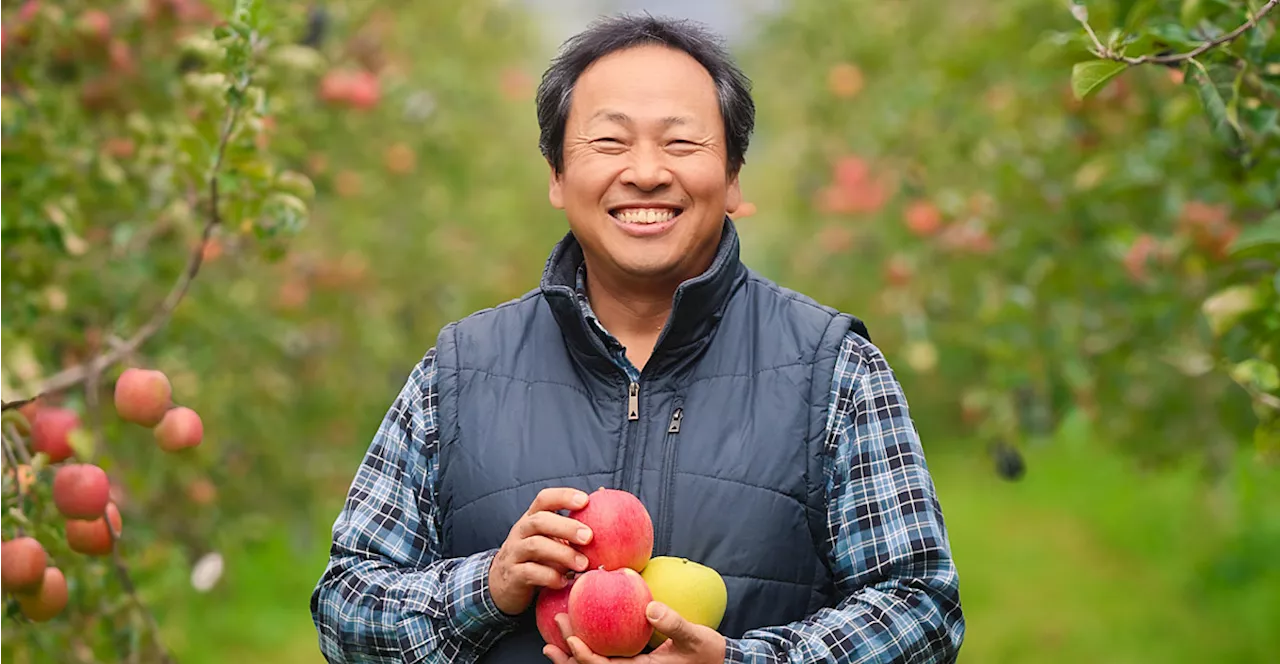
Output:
[535,13,755,175]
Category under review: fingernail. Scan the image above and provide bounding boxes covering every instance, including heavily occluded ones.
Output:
[647,601,665,620]
[573,493,588,508]
[575,554,588,570]
[576,528,591,544]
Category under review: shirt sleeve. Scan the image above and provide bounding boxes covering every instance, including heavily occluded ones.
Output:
[724,332,965,663]
[310,348,521,664]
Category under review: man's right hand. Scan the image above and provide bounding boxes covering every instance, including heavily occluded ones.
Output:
[489,487,594,616]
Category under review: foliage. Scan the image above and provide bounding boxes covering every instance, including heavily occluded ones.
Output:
[3,0,553,658]
[737,0,1279,470]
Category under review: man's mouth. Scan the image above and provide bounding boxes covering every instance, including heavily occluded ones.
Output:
[609,207,683,225]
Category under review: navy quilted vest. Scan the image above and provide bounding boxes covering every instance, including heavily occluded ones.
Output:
[434,219,867,663]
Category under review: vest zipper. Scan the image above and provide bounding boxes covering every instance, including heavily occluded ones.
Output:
[654,398,683,556]
[627,381,639,420]
[620,380,641,494]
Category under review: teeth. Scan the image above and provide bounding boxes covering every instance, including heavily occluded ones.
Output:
[614,208,678,224]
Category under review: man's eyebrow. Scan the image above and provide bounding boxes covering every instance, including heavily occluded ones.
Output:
[588,110,691,128]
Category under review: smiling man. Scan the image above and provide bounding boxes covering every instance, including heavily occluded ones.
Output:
[310,14,964,664]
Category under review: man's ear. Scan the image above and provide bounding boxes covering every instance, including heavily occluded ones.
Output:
[724,169,742,215]
[548,163,565,210]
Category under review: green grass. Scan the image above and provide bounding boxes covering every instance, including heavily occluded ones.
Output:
[165,422,1280,663]
[931,421,1280,664]
[161,512,338,664]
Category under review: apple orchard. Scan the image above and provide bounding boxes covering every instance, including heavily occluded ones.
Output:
[738,0,1278,468]
[2,0,1278,661]
[1,0,330,659]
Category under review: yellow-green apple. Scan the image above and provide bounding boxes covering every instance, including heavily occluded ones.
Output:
[639,556,727,647]
[567,488,653,572]
[568,567,654,657]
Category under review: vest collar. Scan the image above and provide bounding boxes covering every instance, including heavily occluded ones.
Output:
[540,216,746,378]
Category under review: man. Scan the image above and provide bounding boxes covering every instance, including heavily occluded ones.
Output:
[310,13,964,664]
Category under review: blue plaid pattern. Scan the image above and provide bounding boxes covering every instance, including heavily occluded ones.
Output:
[310,349,521,664]
[724,332,964,663]
[311,287,964,663]
[575,263,642,382]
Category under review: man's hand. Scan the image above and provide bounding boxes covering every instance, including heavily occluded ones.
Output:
[542,601,727,664]
[489,488,594,615]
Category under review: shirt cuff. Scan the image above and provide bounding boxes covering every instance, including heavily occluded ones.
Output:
[723,637,771,664]
[397,548,520,662]
[447,548,522,635]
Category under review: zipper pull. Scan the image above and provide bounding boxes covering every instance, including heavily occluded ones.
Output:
[667,407,683,434]
[628,382,639,420]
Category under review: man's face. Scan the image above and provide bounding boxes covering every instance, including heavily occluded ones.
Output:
[549,45,741,284]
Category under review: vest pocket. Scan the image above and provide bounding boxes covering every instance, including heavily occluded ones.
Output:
[654,396,683,556]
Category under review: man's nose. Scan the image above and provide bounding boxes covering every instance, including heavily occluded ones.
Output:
[619,144,673,191]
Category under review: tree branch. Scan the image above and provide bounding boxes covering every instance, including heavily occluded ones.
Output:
[1074,0,1276,65]
[105,503,174,664]
[2,87,249,413]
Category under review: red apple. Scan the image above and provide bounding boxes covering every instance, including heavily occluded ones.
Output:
[155,406,203,451]
[319,71,353,104]
[53,463,110,520]
[76,9,111,42]
[904,200,943,237]
[65,503,122,556]
[17,567,68,622]
[1,537,48,593]
[567,488,653,573]
[114,367,173,426]
[31,407,81,462]
[568,567,654,657]
[535,577,576,653]
[346,71,380,110]
[16,398,42,433]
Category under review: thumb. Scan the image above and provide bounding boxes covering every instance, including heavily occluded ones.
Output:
[646,601,698,647]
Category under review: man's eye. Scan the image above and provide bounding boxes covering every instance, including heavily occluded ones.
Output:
[594,138,623,144]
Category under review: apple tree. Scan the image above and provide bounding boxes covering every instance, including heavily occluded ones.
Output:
[2,0,319,659]
[736,0,1277,472]
[6,0,561,659]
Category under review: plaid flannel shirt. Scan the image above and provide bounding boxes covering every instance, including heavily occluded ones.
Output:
[311,268,965,663]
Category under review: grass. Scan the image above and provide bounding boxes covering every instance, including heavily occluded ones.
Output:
[163,418,1280,663]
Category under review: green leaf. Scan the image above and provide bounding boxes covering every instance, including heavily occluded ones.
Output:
[68,427,95,460]
[1202,285,1262,336]
[1121,0,1158,31]
[1186,59,1244,151]
[1231,359,1280,394]
[1229,213,1280,257]
[1180,0,1208,28]
[1071,60,1129,100]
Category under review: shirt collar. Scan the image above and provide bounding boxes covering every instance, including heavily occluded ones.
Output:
[540,216,746,379]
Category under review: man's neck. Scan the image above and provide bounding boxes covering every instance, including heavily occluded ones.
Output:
[582,264,685,371]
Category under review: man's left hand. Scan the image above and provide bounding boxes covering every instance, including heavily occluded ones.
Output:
[542,601,726,664]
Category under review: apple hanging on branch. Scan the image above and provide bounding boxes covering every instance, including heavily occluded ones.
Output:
[0,1,306,656]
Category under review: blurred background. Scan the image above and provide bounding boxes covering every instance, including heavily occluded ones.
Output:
[2,0,1277,662]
